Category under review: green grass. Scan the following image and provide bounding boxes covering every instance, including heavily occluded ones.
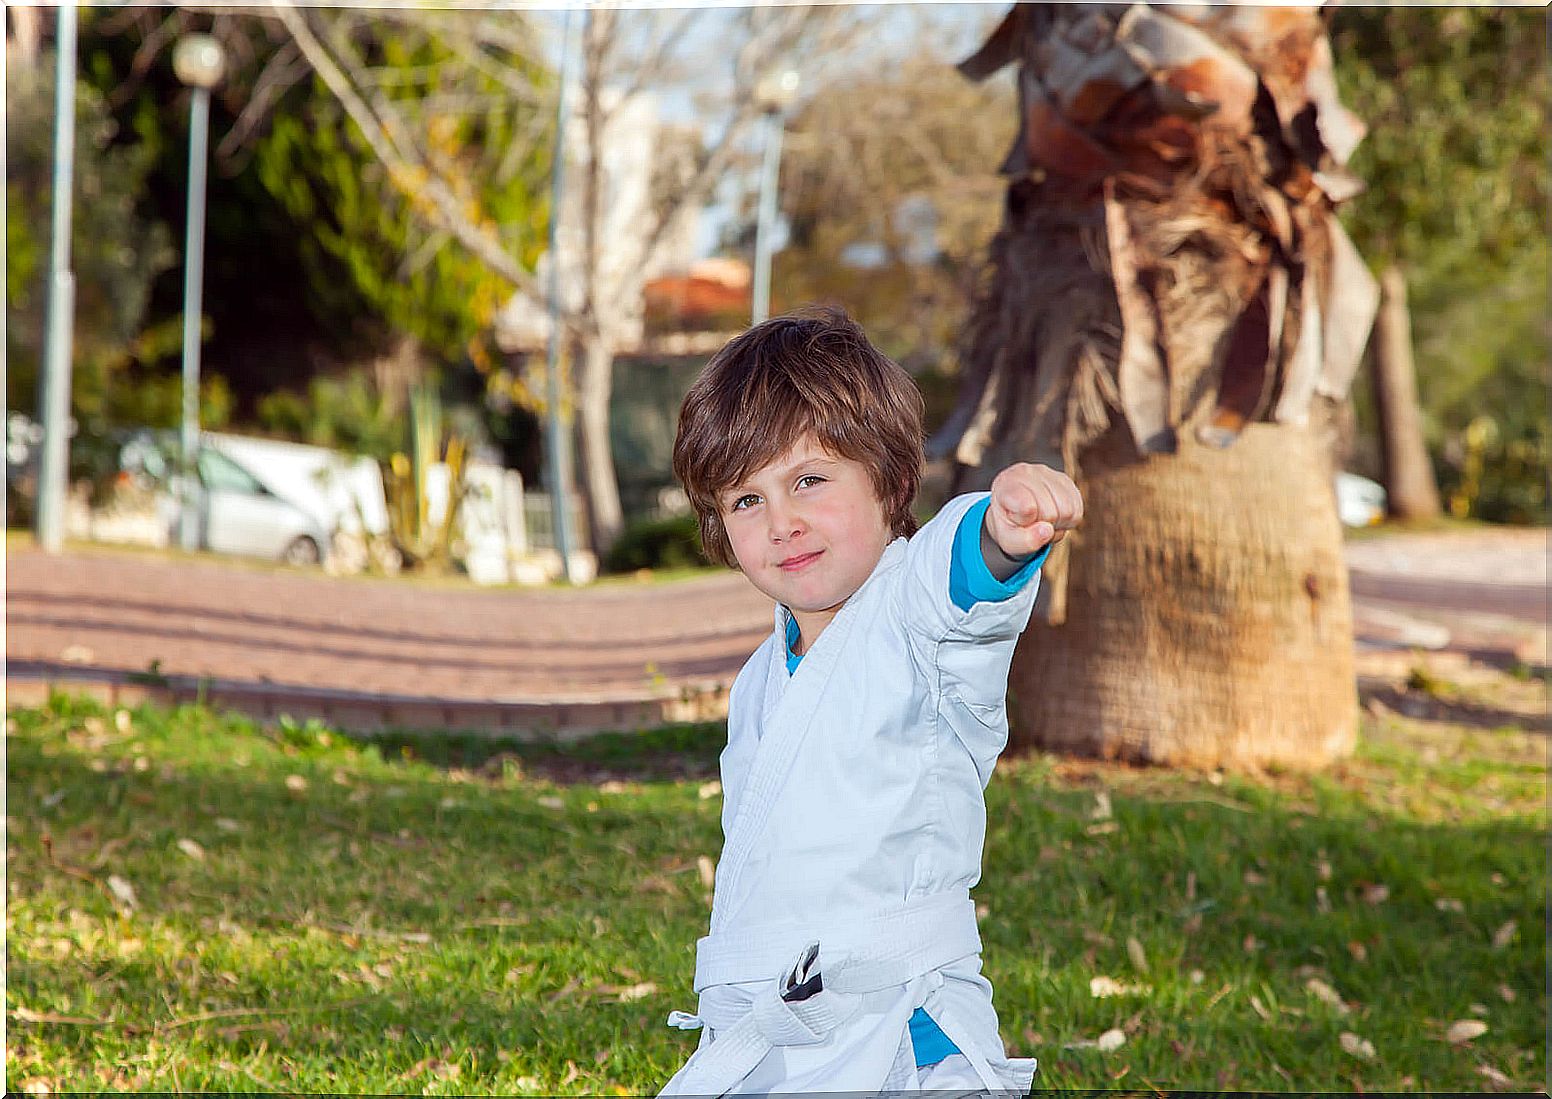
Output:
[7,694,1545,1093]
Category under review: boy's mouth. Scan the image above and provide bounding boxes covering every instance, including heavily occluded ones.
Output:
[778,550,822,572]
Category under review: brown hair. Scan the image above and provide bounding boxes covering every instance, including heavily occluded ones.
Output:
[672,306,925,569]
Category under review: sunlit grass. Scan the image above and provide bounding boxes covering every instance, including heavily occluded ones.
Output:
[7,694,1544,1093]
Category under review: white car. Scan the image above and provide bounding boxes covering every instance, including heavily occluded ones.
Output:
[122,433,333,565]
[1335,471,1387,528]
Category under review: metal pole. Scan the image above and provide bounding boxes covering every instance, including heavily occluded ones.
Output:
[751,108,784,325]
[35,2,78,554]
[542,7,578,584]
[178,85,212,552]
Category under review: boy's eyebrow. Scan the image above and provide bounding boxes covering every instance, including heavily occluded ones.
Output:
[722,454,838,499]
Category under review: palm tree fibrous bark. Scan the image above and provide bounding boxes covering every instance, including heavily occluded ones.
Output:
[937,4,1380,770]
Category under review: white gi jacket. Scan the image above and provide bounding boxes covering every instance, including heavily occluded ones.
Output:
[661,493,1040,1095]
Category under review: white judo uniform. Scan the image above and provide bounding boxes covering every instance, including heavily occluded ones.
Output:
[661,492,1041,1095]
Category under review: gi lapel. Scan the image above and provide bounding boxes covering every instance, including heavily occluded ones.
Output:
[708,597,859,932]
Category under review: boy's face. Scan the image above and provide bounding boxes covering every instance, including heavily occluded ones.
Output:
[719,433,893,634]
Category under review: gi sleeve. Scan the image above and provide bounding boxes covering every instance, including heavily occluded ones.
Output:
[893,492,1044,644]
[949,496,1052,611]
[894,493,1047,776]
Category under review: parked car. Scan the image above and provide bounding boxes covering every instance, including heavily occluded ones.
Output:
[119,431,333,565]
[1336,471,1387,528]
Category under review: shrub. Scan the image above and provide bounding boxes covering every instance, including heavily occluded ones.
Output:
[603,513,705,574]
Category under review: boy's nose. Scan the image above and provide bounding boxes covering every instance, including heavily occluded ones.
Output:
[766,501,805,543]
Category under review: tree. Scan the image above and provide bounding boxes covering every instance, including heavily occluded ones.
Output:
[82,7,555,409]
[5,35,177,438]
[1331,7,1547,523]
[771,47,1014,383]
[938,5,1380,771]
[273,3,858,556]
[247,14,552,387]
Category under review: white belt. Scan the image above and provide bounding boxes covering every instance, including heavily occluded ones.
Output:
[658,892,982,1095]
[694,888,980,992]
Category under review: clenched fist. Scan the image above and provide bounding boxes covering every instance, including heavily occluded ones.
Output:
[985,463,1084,559]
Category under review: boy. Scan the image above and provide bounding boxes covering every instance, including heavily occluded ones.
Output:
[661,308,1082,1094]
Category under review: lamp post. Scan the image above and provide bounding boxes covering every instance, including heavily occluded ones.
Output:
[34,2,78,554]
[751,69,799,325]
[542,8,579,584]
[172,34,225,552]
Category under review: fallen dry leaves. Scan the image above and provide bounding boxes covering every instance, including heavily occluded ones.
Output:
[1090,976,1151,998]
[1444,1019,1488,1045]
[1339,1032,1375,1060]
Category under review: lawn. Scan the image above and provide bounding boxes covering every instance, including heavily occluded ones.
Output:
[7,689,1544,1093]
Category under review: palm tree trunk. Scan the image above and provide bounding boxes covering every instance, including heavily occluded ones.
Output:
[1009,419,1356,770]
[1372,265,1443,521]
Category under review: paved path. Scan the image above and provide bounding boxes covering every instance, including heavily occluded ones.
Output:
[8,527,1544,733]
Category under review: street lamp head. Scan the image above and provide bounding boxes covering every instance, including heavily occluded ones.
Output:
[173,35,226,90]
[755,68,800,113]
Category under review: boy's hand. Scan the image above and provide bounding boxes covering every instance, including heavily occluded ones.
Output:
[986,463,1084,558]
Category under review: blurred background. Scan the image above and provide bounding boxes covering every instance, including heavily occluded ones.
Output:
[7,4,1544,584]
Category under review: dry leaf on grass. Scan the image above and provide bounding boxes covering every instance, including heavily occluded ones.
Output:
[1497,983,1517,1003]
[1065,1028,1126,1051]
[1305,978,1349,1014]
[284,775,308,792]
[537,796,565,810]
[1090,976,1151,998]
[1126,937,1148,973]
[697,781,722,800]
[1359,882,1389,905]
[697,856,716,889]
[114,710,133,734]
[1477,1064,1515,1090]
[1339,1032,1375,1060]
[1090,791,1113,820]
[615,982,657,1003]
[560,1060,580,1085]
[1434,897,1464,913]
[176,838,206,861]
[1444,1019,1487,1044]
[1491,920,1517,949]
[1249,994,1271,1021]
[106,874,138,911]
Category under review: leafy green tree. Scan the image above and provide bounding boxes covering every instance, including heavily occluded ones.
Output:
[1332,8,1548,521]
[5,52,178,433]
[249,18,552,379]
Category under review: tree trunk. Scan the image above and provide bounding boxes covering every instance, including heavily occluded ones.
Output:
[1372,265,1443,521]
[1009,420,1356,771]
[573,329,624,556]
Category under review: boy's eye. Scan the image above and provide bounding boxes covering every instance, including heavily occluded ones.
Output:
[796,474,825,489]
[730,494,760,512]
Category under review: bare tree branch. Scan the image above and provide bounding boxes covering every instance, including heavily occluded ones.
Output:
[215,39,305,163]
[269,0,538,297]
[608,8,699,118]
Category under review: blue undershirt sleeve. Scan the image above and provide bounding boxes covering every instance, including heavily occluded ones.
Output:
[949,496,1051,612]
